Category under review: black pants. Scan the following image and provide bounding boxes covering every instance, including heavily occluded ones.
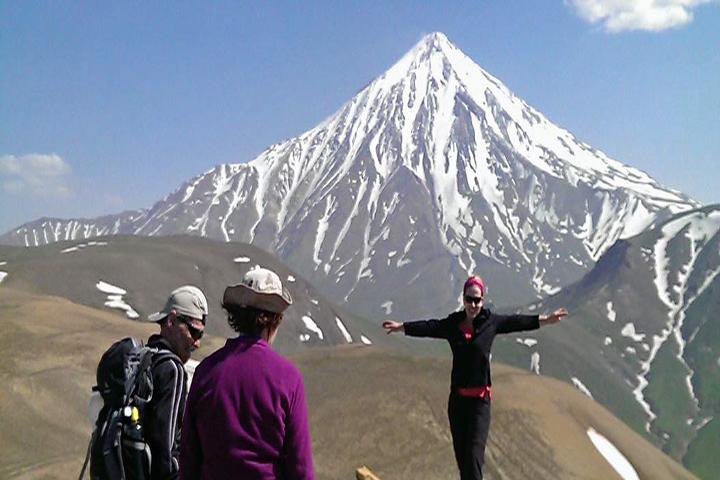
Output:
[448,393,491,480]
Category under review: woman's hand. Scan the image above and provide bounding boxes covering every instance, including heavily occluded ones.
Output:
[382,320,404,334]
[539,307,568,326]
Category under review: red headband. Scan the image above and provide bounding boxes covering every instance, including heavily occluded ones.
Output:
[464,277,484,296]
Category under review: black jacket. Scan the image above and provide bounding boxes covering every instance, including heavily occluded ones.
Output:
[145,334,186,480]
[403,309,539,391]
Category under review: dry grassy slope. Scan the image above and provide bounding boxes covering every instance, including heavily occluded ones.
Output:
[0,289,698,480]
[297,346,698,480]
[0,288,225,480]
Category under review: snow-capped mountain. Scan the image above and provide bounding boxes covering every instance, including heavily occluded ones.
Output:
[494,205,719,477]
[1,32,699,318]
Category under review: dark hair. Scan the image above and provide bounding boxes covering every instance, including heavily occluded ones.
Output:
[225,304,283,336]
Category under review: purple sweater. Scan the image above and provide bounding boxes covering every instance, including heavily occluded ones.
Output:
[179,336,314,480]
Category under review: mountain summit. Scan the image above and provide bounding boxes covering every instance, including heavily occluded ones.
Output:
[2,32,699,317]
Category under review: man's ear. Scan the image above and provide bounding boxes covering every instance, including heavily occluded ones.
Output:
[164,310,177,327]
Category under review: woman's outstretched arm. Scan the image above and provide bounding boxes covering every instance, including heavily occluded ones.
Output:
[384,315,453,338]
[539,307,568,327]
[496,307,568,334]
[382,320,404,334]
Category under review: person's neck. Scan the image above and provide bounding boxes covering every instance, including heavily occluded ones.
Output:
[236,332,262,339]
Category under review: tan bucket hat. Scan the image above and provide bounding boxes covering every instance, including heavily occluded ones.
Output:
[223,267,292,314]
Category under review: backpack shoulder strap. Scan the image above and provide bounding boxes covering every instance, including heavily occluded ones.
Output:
[151,348,182,369]
[123,345,155,397]
[77,433,93,480]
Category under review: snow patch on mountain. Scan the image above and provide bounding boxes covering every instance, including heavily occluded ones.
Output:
[516,338,537,348]
[18,220,117,247]
[302,315,324,340]
[587,428,640,480]
[695,416,713,432]
[61,241,109,254]
[530,352,540,374]
[96,280,139,319]
[621,323,645,342]
[96,281,127,296]
[381,301,393,315]
[335,317,353,343]
[606,301,616,322]
[572,377,594,399]
[314,196,334,270]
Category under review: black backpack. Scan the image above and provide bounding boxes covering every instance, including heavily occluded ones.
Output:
[79,338,178,480]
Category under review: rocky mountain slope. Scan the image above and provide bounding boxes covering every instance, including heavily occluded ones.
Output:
[0,235,385,353]
[491,205,720,479]
[1,32,699,320]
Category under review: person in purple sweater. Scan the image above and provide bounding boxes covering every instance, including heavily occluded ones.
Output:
[179,268,314,480]
[383,275,567,480]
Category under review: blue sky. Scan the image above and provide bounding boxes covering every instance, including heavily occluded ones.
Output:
[1,1,718,235]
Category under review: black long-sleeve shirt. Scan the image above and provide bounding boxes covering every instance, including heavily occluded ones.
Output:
[145,334,186,480]
[403,309,539,391]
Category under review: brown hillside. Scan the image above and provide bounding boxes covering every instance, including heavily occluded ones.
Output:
[0,288,698,479]
[296,346,698,480]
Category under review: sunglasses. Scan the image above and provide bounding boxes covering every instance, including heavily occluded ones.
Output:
[176,315,205,340]
[464,295,483,305]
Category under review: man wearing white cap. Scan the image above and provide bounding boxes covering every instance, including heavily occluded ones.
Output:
[144,285,208,480]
